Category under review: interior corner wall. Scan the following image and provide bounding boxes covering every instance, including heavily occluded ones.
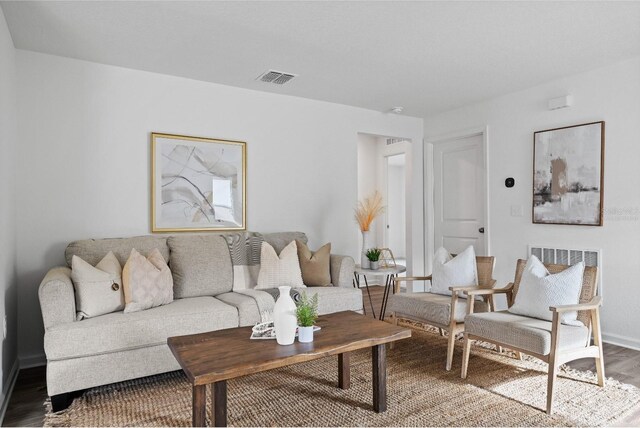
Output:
[15,50,424,363]
[424,56,640,349]
[0,6,19,415]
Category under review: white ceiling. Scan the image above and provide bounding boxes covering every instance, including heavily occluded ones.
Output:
[2,1,640,117]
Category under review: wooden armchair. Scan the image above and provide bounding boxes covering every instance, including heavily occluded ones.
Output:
[387,256,496,371]
[460,259,603,414]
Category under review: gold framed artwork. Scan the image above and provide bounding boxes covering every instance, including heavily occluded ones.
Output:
[533,121,604,226]
[151,133,246,232]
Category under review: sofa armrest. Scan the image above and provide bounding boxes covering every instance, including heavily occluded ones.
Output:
[38,267,76,329]
[330,254,355,288]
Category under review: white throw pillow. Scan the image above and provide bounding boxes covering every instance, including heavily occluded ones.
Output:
[256,241,304,289]
[430,246,478,296]
[509,255,584,326]
[71,251,124,320]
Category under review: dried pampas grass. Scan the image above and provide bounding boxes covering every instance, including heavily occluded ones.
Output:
[354,191,384,232]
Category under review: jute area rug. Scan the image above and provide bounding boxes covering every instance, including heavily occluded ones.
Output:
[45,323,640,427]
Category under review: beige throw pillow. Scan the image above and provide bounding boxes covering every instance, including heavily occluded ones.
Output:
[122,248,174,313]
[256,241,304,289]
[71,251,124,320]
[296,240,332,286]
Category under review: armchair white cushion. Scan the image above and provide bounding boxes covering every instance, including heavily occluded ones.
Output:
[508,255,584,326]
[431,246,478,296]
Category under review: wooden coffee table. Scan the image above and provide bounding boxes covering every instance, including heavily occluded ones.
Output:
[168,311,411,427]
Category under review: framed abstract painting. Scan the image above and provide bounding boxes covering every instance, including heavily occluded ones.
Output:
[151,133,246,232]
[532,121,604,226]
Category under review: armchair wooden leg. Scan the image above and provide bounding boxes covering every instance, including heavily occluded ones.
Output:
[514,351,522,360]
[439,328,445,336]
[546,358,558,415]
[461,334,472,379]
[591,308,605,387]
[446,326,456,371]
[547,312,561,415]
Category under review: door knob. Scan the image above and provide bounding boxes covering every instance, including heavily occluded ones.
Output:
[479,227,485,234]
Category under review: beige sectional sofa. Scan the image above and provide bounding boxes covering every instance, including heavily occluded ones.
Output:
[38,231,360,411]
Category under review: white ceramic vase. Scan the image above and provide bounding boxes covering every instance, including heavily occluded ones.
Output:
[361,231,371,269]
[370,260,380,270]
[273,286,297,345]
[298,326,314,343]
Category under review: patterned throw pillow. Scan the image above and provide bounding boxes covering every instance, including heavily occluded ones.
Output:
[296,240,332,286]
[225,232,264,291]
[256,241,304,289]
[122,248,173,313]
[71,251,124,319]
[509,255,584,326]
[430,246,478,296]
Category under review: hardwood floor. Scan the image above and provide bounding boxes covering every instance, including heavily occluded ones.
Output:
[4,286,640,426]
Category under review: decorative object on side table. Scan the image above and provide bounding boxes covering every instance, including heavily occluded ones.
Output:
[366,248,382,270]
[354,191,385,269]
[533,121,604,226]
[273,286,297,345]
[378,248,397,268]
[151,132,246,232]
[296,292,319,343]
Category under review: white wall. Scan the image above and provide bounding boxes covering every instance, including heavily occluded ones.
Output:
[0,6,18,416]
[15,50,424,363]
[424,56,640,349]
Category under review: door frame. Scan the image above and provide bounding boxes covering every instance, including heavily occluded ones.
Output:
[424,126,490,274]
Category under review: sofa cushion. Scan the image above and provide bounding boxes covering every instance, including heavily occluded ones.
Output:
[66,235,169,268]
[465,310,590,356]
[44,297,238,361]
[216,292,262,326]
[262,232,307,254]
[295,286,362,315]
[122,248,173,313]
[71,251,124,320]
[167,235,233,298]
[388,292,488,326]
[297,240,332,286]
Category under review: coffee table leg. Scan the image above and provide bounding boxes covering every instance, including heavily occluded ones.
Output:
[192,384,206,427]
[338,352,351,389]
[212,380,227,427]
[372,344,387,412]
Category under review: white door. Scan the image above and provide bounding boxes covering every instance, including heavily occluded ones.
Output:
[433,134,486,255]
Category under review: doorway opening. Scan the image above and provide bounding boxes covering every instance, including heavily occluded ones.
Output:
[356,133,411,283]
[385,153,406,266]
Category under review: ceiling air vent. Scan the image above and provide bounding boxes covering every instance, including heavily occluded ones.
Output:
[256,70,297,85]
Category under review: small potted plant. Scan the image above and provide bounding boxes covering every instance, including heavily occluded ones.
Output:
[366,248,382,270]
[296,292,319,343]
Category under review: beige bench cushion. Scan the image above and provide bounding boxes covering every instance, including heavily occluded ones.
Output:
[65,235,169,268]
[167,235,233,298]
[388,292,488,326]
[44,297,238,361]
[295,286,363,315]
[465,310,590,356]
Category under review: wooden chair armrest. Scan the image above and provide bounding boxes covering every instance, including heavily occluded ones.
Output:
[464,283,513,296]
[550,296,602,313]
[449,285,480,294]
[393,276,432,283]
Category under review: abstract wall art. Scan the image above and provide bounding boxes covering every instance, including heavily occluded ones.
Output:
[533,121,604,226]
[151,133,246,232]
